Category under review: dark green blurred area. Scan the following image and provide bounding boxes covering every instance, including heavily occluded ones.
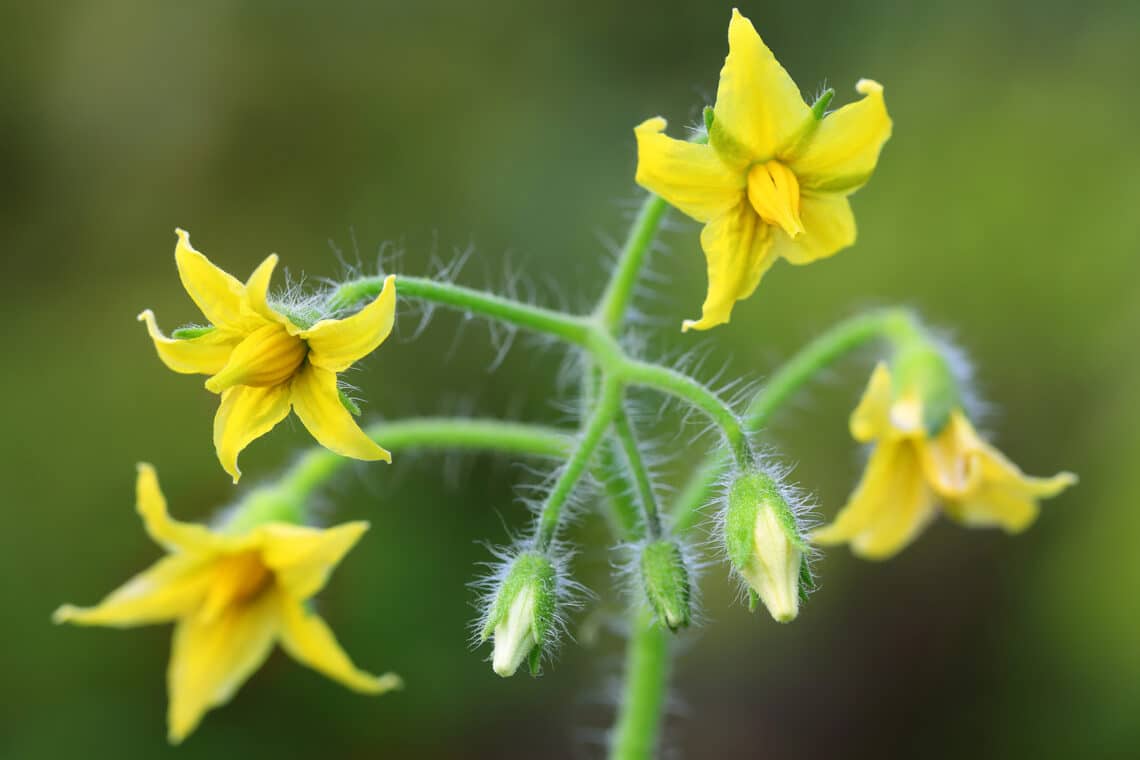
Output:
[2,0,1137,757]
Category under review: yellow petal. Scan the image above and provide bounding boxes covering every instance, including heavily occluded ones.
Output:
[849,362,893,442]
[633,117,743,223]
[788,79,892,194]
[918,412,985,498]
[213,384,294,484]
[260,521,370,600]
[53,555,211,628]
[166,592,280,744]
[709,9,811,164]
[813,442,936,560]
[204,323,306,393]
[290,363,392,463]
[137,309,240,375]
[242,254,297,331]
[278,596,401,695]
[136,463,232,554]
[769,192,856,265]
[681,201,775,332]
[173,229,250,331]
[302,275,397,373]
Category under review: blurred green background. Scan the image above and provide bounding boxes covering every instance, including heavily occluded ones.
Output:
[2,0,1136,757]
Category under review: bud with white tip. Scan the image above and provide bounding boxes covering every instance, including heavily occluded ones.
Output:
[725,470,809,623]
[480,552,556,677]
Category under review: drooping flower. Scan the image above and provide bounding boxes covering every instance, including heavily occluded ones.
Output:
[634,9,892,331]
[54,464,400,743]
[812,363,1077,559]
[139,228,396,482]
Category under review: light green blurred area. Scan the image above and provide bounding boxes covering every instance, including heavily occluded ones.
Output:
[1,1,1137,757]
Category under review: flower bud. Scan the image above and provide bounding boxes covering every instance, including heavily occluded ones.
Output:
[480,552,556,678]
[725,471,807,623]
[639,540,692,631]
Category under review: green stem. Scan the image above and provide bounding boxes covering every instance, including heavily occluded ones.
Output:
[534,380,622,551]
[221,419,574,534]
[609,608,670,760]
[596,195,669,332]
[612,406,661,539]
[595,437,646,540]
[618,359,752,467]
[328,275,593,346]
[671,308,922,534]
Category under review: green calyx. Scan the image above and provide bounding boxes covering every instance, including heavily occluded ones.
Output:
[891,339,961,436]
[171,325,216,339]
[480,552,557,646]
[810,88,835,120]
[639,540,692,632]
[725,471,804,571]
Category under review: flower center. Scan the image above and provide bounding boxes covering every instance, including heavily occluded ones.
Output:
[199,550,274,621]
[206,323,308,392]
[746,161,804,238]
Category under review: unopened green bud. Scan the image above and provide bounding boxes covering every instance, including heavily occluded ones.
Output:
[640,540,692,631]
[480,552,556,678]
[725,471,806,623]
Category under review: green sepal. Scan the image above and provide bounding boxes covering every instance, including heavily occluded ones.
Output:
[891,340,961,436]
[702,105,715,134]
[171,325,216,340]
[640,540,692,632]
[527,645,543,677]
[480,552,556,643]
[747,588,759,613]
[726,471,806,575]
[810,88,835,120]
[798,557,815,604]
[338,389,362,417]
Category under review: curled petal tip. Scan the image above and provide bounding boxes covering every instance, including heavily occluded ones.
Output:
[856,78,884,95]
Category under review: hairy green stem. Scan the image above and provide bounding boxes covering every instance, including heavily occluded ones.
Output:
[329,274,593,346]
[671,308,923,534]
[534,380,622,551]
[595,437,646,540]
[618,359,752,467]
[612,406,662,539]
[609,608,671,760]
[596,195,669,331]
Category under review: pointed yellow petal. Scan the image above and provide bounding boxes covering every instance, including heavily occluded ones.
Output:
[137,309,240,375]
[260,521,370,600]
[789,79,892,194]
[213,384,294,484]
[302,275,397,373]
[53,555,211,628]
[919,412,985,498]
[944,485,1040,533]
[204,323,306,393]
[633,117,743,223]
[278,596,401,694]
[174,229,250,331]
[681,201,775,332]
[290,363,391,463]
[813,442,936,559]
[166,592,280,744]
[709,10,811,163]
[849,362,894,442]
[769,192,856,265]
[242,254,298,331]
[136,463,232,553]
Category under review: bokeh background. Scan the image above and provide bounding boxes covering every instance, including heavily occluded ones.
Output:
[2,0,1137,757]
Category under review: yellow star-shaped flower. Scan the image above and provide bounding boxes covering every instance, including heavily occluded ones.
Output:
[813,363,1077,559]
[635,9,892,331]
[54,464,400,744]
[139,229,396,482]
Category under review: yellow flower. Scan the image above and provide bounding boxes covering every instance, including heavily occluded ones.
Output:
[813,363,1077,559]
[54,464,400,744]
[634,9,892,331]
[139,229,396,482]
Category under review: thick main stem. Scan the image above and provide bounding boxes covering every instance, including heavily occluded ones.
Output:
[609,608,671,760]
